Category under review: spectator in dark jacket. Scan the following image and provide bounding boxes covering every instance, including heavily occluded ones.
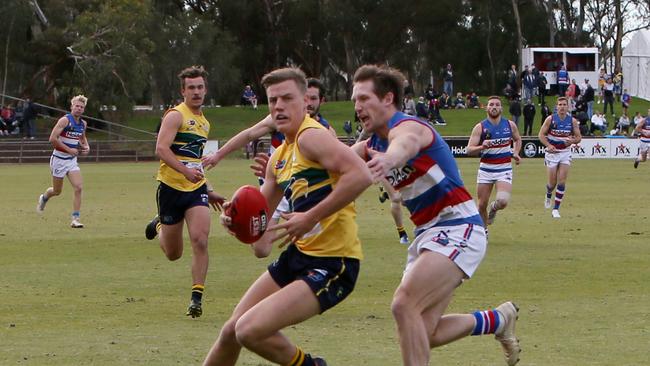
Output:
[22,98,38,139]
[582,79,595,119]
[509,98,522,128]
[522,99,536,136]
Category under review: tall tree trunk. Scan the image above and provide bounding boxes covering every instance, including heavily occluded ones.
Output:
[486,3,495,93]
[511,0,523,71]
[614,0,623,73]
[2,15,15,106]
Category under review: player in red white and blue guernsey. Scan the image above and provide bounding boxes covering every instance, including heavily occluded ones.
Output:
[538,97,581,219]
[36,95,90,229]
[633,108,650,169]
[467,96,522,226]
[351,65,520,366]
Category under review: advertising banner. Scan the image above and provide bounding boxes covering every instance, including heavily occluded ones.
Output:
[444,137,640,159]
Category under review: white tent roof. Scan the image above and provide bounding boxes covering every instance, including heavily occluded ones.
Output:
[623,29,650,57]
[622,30,650,101]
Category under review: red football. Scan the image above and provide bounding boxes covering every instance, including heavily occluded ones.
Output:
[226,185,270,244]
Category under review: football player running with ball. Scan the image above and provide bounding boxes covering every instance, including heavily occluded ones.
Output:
[203,68,372,366]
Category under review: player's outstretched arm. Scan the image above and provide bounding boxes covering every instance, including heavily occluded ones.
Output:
[202,114,274,169]
[367,121,432,180]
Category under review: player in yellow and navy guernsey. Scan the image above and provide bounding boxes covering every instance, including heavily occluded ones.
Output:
[37,95,90,229]
[351,65,520,366]
[538,97,581,219]
[467,96,522,226]
[144,66,224,318]
[204,68,371,366]
[633,108,650,169]
[201,78,336,258]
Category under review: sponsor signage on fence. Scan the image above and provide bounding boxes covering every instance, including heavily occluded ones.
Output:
[444,137,640,159]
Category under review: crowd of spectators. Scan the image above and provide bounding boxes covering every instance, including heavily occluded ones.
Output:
[0,99,37,139]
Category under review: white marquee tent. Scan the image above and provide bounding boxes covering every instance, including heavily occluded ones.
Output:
[622,29,650,101]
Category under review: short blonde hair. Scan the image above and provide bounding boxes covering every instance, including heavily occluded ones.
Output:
[71,95,88,105]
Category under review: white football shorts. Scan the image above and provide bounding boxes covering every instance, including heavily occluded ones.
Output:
[477,169,513,185]
[404,223,487,278]
[50,155,80,178]
[544,150,572,168]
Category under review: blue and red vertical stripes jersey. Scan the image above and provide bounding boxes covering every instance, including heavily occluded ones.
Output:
[640,116,650,143]
[366,111,483,235]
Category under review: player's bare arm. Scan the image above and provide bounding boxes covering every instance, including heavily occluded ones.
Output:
[538,116,556,153]
[466,123,486,156]
[49,117,79,156]
[156,110,203,183]
[269,128,372,244]
[566,119,582,145]
[202,114,274,169]
[367,121,432,180]
[510,120,523,163]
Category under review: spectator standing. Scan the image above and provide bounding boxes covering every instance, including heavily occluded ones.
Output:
[22,97,37,139]
[507,64,518,91]
[621,89,631,115]
[522,69,535,102]
[583,79,595,119]
[603,78,615,116]
[531,63,540,98]
[613,69,623,101]
[442,63,454,96]
[537,72,548,105]
[597,68,606,104]
[13,101,24,135]
[509,98,522,129]
[522,99,536,136]
[540,102,551,126]
[557,64,569,96]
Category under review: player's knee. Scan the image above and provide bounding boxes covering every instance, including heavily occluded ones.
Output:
[190,234,209,254]
[50,187,62,196]
[495,191,511,209]
[391,289,416,320]
[161,243,182,261]
[219,317,239,342]
[234,318,261,348]
[72,183,83,193]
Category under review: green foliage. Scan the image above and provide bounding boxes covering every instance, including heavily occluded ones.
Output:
[1,159,649,365]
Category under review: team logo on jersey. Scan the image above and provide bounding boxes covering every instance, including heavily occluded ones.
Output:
[188,119,196,126]
[275,159,286,169]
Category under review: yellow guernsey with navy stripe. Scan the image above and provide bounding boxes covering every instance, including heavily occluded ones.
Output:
[270,115,362,260]
[156,102,210,191]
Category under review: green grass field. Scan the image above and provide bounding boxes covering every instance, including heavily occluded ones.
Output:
[124,96,650,140]
[1,158,649,365]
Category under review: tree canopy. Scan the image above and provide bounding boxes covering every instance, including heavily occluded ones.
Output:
[1,0,648,119]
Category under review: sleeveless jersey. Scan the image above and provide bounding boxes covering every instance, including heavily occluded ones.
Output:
[53,114,85,160]
[640,117,650,143]
[270,115,362,259]
[557,69,569,84]
[478,117,513,173]
[366,111,483,236]
[156,102,210,192]
[547,113,574,152]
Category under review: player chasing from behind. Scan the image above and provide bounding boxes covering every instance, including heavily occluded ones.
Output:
[633,108,650,169]
[144,66,225,318]
[36,95,90,228]
[466,96,522,226]
[538,97,581,219]
[203,67,372,366]
[350,64,520,366]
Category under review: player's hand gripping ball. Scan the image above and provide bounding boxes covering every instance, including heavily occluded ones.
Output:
[224,185,269,244]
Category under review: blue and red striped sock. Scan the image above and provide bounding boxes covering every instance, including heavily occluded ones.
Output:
[554,184,565,209]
